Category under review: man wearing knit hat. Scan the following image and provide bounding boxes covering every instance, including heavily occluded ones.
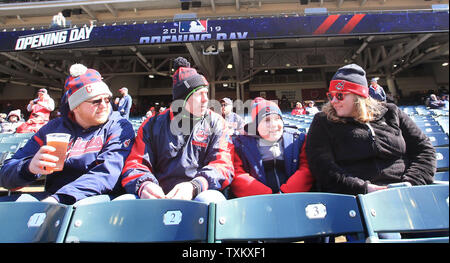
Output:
[121,57,233,203]
[0,64,135,205]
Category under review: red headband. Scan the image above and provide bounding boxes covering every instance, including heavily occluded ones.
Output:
[329,80,369,98]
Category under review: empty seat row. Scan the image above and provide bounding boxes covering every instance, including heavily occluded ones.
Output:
[0,184,447,243]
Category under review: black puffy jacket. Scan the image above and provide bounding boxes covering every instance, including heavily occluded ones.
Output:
[306,103,436,195]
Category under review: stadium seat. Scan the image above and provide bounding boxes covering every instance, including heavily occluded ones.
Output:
[426,132,449,147]
[209,193,365,243]
[435,147,449,171]
[64,199,209,242]
[358,185,449,243]
[420,125,444,134]
[415,120,440,128]
[0,202,73,243]
[0,136,28,145]
[0,142,20,153]
[434,171,449,182]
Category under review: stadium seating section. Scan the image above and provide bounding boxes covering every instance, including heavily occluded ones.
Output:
[0,105,448,242]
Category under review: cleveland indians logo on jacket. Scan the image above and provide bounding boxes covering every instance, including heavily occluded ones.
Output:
[192,126,210,148]
[67,135,104,158]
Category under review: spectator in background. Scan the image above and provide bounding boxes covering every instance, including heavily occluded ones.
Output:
[120,57,233,204]
[16,88,55,133]
[143,106,156,121]
[368,77,386,102]
[115,87,132,119]
[291,101,306,115]
[51,12,66,28]
[0,109,24,134]
[304,100,319,115]
[0,63,135,205]
[26,88,55,122]
[428,94,446,109]
[306,64,435,197]
[231,97,313,198]
[0,113,6,123]
[442,94,449,110]
[221,97,244,135]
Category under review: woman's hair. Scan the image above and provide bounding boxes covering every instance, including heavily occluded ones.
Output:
[322,95,383,123]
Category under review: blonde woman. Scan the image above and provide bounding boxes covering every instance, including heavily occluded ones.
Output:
[305,64,436,195]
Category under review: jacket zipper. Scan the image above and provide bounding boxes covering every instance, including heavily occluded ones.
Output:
[274,158,281,193]
[366,123,381,176]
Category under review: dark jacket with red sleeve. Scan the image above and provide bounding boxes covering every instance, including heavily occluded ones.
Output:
[120,108,233,195]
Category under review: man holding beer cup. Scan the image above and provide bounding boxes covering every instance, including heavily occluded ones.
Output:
[0,64,135,205]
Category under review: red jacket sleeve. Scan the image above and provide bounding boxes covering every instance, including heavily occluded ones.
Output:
[280,140,314,193]
[230,144,272,197]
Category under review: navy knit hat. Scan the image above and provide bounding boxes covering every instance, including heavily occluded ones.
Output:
[329,64,369,98]
[245,97,282,135]
[172,57,209,101]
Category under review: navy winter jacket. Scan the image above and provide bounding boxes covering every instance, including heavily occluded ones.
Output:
[121,108,233,195]
[0,98,135,204]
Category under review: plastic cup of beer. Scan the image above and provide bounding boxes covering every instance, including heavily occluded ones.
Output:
[46,133,71,172]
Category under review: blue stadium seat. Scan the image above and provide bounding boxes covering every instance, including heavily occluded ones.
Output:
[435,147,449,171]
[434,171,449,182]
[0,202,72,243]
[410,115,435,122]
[420,125,444,134]
[426,132,449,147]
[210,193,365,242]
[358,185,449,243]
[64,199,209,242]
[415,120,440,128]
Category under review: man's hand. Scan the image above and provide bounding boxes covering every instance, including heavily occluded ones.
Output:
[41,196,58,204]
[367,183,387,193]
[139,182,166,199]
[166,182,194,200]
[28,145,59,175]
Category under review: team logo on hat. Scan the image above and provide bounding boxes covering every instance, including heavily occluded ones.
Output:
[123,139,131,148]
[85,84,93,93]
[335,81,345,90]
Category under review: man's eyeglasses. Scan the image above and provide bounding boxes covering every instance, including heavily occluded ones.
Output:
[326,92,349,101]
[85,96,112,106]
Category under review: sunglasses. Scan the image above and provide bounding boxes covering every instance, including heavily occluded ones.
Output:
[85,96,112,106]
[326,92,350,101]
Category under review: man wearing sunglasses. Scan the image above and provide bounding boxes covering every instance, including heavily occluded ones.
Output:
[0,64,135,205]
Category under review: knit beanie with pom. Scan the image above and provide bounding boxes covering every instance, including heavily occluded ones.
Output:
[172,57,209,101]
[64,63,112,110]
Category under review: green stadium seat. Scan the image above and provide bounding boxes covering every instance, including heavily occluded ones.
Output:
[358,185,449,243]
[64,199,209,242]
[0,202,73,243]
[210,193,365,243]
[0,142,20,153]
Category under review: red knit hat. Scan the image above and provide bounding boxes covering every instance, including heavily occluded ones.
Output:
[64,64,112,110]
